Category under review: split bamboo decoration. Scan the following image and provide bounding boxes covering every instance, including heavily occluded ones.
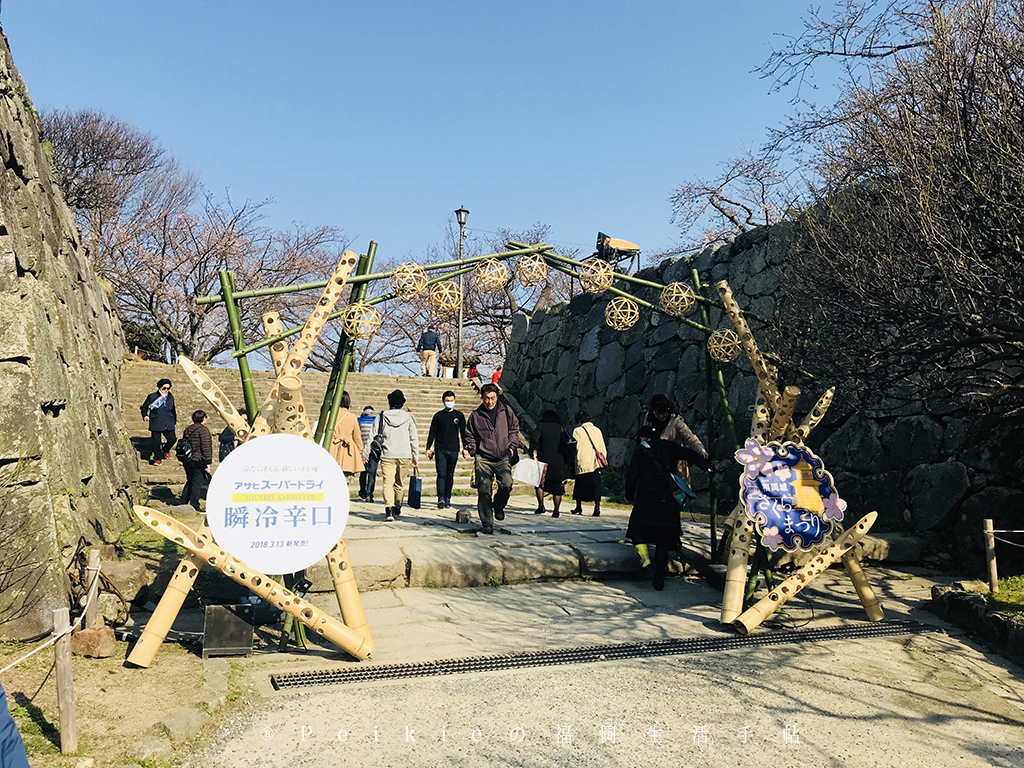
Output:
[326,539,373,652]
[132,506,373,659]
[473,258,510,293]
[177,356,251,442]
[275,374,314,438]
[796,387,835,441]
[660,282,697,316]
[604,296,640,330]
[733,512,879,634]
[514,253,549,286]
[712,278,883,633]
[339,301,382,340]
[707,328,741,362]
[427,280,463,313]
[262,311,289,378]
[579,258,614,293]
[390,261,428,297]
[133,248,375,666]
[768,385,801,440]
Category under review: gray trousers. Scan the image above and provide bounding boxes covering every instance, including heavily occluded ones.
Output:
[474,454,512,528]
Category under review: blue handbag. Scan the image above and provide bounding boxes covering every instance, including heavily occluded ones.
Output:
[670,472,695,508]
[407,466,422,509]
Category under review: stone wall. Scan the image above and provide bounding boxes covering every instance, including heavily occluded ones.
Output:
[0,30,137,639]
[502,223,1020,574]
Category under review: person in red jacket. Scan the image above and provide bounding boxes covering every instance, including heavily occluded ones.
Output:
[491,365,503,384]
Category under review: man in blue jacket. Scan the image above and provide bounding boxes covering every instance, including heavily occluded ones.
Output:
[415,325,442,377]
[140,378,177,465]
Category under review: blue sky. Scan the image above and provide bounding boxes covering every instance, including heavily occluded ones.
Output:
[2,1,829,263]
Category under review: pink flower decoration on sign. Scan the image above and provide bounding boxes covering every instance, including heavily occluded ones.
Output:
[822,493,847,522]
[761,526,784,550]
[735,438,774,478]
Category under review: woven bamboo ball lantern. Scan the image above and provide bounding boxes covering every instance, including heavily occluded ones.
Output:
[707,328,741,362]
[339,302,382,340]
[660,282,697,315]
[389,261,428,297]
[474,258,509,294]
[514,253,548,287]
[604,296,640,330]
[579,258,614,293]
[428,281,462,313]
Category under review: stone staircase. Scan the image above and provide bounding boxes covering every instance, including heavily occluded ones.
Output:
[120,360,489,499]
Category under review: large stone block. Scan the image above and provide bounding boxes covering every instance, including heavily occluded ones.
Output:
[906,461,970,531]
[578,326,601,362]
[594,342,625,389]
[493,544,580,583]
[882,416,944,469]
[403,540,503,588]
[569,541,641,577]
[819,415,888,475]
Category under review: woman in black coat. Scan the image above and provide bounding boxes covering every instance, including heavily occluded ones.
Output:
[624,425,711,589]
[531,410,569,517]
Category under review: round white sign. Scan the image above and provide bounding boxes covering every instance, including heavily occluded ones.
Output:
[206,433,349,573]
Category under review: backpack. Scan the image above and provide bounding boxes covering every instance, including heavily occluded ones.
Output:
[368,415,388,463]
[175,435,195,464]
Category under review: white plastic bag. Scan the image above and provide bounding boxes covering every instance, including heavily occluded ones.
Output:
[512,457,547,487]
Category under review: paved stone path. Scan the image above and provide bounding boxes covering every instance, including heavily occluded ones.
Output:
[168,554,1024,768]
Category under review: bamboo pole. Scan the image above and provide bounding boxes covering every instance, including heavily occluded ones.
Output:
[317,242,377,447]
[715,280,781,410]
[127,519,211,668]
[178,356,251,442]
[132,506,372,660]
[796,386,835,442]
[220,270,260,421]
[984,519,999,593]
[262,311,289,378]
[733,512,878,635]
[326,539,373,652]
[274,374,313,438]
[842,552,885,621]
[721,513,755,624]
[768,385,801,441]
[53,607,76,754]
[198,243,552,305]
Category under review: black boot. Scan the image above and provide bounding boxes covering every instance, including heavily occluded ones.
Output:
[652,545,669,590]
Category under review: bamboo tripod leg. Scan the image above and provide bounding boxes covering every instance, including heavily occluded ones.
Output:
[326,539,374,653]
[721,513,755,624]
[127,550,207,667]
[842,552,884,621]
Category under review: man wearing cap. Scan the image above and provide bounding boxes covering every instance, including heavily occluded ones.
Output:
[375,389,419,521]
[416,324,443,377]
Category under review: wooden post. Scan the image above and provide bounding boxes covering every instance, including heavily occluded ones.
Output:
[53,607,77,754]
[984,518,999,594]
[85,549,100,629]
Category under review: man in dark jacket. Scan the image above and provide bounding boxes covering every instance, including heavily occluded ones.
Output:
[415,325,442,377]
[179,410,213,510]
[140,377,177,465]
[426,390,465,509]
[463,384,519,533]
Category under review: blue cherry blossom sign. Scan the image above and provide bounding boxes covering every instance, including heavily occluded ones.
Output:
[734,439,846,553]
[207,433,350,573]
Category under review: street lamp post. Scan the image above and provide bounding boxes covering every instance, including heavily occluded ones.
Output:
[455,206,469,378]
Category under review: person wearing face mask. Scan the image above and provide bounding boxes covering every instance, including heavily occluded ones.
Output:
[425,390,465,509]
[645,394,707,484]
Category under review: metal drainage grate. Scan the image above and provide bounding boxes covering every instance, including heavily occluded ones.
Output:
[270,620,940,690]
